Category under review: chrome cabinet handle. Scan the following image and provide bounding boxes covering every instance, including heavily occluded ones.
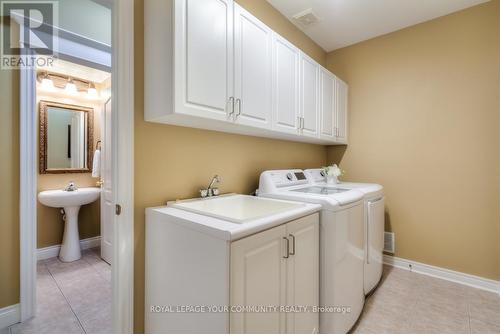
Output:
[228,97,234,117]
[298,117,305,130]
[283,237,290,259]
[235,98,241,117]
[289,234,296,255]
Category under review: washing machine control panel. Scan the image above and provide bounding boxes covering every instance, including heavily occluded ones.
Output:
[304,169,327,183]
[262,170,310,190]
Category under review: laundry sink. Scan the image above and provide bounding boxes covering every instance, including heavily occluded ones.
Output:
[169,194,305,224]
[38,187,101,208]
[38,187,101,262]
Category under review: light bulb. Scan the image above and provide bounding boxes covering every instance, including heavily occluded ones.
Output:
[41,77,54,91]
[87,83,98,98]
[65,78,77,95]
[40,72,54,91]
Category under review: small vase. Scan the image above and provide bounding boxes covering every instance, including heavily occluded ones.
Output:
[326,175,338,185]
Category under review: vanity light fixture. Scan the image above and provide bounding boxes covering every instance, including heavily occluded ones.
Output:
[37,71,101,99]
[65,77,78,95]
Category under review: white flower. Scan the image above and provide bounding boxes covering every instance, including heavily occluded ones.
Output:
[323,164,343,177]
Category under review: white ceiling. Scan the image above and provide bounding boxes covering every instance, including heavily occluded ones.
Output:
[266,0,489,51]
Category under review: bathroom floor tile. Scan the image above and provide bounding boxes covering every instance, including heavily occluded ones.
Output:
[10,248,111,334]
[82,248,111,282]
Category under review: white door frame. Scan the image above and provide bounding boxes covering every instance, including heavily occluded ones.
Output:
[19,1,134,333]
[19,56,37,323]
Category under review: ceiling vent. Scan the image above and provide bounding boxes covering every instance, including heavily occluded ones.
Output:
[292,8,320,27]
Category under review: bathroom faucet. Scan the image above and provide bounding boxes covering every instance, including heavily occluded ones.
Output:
[64,181,78,192]
[200,175,221,198]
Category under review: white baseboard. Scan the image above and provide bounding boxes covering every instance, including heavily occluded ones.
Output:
[383,255,500,295]
[0,303,20,329]
[37,236,101,261]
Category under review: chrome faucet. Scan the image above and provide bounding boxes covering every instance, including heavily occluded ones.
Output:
[200,175,221,198]
[64,181,78,192]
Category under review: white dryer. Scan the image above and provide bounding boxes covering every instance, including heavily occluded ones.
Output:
[259,169,365,334]
[305,169,385,295]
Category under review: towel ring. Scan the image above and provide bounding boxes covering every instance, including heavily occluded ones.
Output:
[96,140,101,150]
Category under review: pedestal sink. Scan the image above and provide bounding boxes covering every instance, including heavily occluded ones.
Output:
[38,187,101,262]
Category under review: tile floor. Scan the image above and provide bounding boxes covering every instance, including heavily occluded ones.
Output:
[5,248,111,334]
[351,265,500,334]
[3,261,499,334]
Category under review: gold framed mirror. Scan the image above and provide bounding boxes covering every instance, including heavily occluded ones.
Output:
[39,101,94,174]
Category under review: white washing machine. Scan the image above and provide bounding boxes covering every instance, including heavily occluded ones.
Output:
[305,169,385,295]
[259,169,365,334]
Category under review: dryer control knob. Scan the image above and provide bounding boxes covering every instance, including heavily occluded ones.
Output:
[286,173,293,181]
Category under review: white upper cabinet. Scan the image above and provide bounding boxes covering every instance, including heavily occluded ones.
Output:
[144,0,347,145]
[272,34,300,134]
[176,0,234,121]
[319,67,336,141]
[233,4,273,129]
[335,78,348,144]
[299,52,319,138]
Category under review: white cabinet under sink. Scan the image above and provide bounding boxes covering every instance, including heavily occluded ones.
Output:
[231,214,319,334]
[230,224,287,334]
[145,0,348,145]
[145,202,320,334]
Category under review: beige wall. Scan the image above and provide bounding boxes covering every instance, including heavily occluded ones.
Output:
[133,0,327,332]
[327,1,500,280]
[36,90,102,248]
[0,58,20,309]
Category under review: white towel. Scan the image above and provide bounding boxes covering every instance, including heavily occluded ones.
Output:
[92,149,101,178]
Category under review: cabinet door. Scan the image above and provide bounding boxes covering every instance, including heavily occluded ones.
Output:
[175,0,234,121]
[319,67,336,141]
[231,224,287,334]
[286,215,320,334]
[299,53,319,138]
[272,34,300,134]
[335,78,348,144]
[234,4,272,129]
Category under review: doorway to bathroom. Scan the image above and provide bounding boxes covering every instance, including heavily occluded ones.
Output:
[24,59,113,334]
[15,0,134,333]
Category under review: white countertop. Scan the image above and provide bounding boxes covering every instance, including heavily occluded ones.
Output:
[146,196,321,241]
